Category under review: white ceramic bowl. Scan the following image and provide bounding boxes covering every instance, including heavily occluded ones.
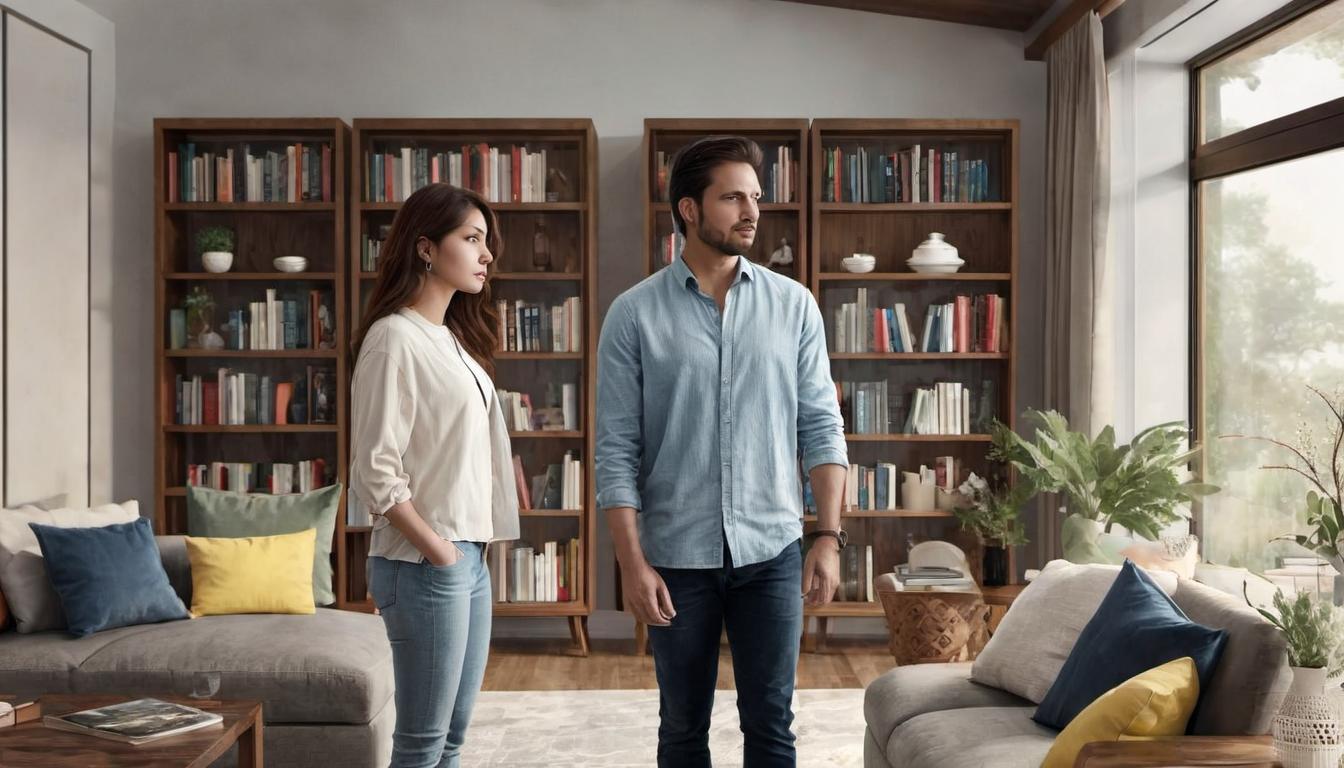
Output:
[273,256,308,273]
[906,258,965,274]
[201,251,233,273]
[838,255,881,273]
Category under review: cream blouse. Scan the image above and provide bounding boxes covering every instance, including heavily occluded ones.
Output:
[350,307,519,562]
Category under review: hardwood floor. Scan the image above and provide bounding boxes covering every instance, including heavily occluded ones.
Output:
[482,637,895,691]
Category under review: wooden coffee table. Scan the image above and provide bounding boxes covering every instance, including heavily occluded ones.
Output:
[0,694,263,767]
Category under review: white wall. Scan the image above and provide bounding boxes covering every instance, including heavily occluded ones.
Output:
[82,0,1046,637]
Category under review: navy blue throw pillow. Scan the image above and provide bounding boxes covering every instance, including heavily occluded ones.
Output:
[29,517,190,637]
[1033,559,1227,730]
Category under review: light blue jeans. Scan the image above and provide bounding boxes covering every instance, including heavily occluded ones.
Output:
[368,543,491,768]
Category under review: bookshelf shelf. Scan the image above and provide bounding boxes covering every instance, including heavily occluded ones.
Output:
[807,118,1019,651]
[165,272,337,282]
[649,201,802,213]
[154,118,351,611]
[817,272,1012,283]
[349,118,598,654]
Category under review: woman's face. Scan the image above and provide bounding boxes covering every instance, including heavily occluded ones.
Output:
[420,207,493,294]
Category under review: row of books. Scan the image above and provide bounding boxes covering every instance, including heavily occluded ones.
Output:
[499,384,579,432]
[821,145,997,203]
[513,452,584,511]
[185,461,331,494]
[364,144,557,203]
[173,366,335,425]
[843,457,962,511]
[360,225,391,272]
[169,290,335,352]
[496,298,582,353]
[168,142,333,203]
[836,544,876,602]
[906,382,974,436]
[489,539,580,603]
[839,380,891,435]
[653,145,797,203]
[831,290,1008,354]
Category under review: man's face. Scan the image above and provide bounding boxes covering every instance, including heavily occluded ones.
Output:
[683,162,760,257]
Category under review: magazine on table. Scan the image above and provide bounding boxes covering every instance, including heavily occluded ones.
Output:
[43,698,223,745]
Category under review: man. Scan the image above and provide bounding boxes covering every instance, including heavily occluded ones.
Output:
[595,136,849,767]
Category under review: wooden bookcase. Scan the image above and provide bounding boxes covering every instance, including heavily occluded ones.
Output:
[642,118,809,279]
[627,119,810,652]
[347,119,598,654]
[806,118,1019,648]
[152,118,351,597]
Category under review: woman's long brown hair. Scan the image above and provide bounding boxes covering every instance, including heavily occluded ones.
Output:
[351,183,502,376]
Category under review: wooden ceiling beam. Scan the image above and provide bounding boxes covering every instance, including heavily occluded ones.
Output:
[1024,0,1127,61]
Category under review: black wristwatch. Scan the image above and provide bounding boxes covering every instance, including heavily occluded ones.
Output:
[807,529,848,550]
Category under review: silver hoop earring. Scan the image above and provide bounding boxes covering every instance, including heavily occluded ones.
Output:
[423,259,432,273]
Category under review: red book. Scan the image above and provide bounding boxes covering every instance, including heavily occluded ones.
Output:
[274,381,292,425]
[461,144,471,190]
[202,381,219,426]
[986,295,999,353]
[168,152,178,202]
[384,153,394,202]
[312,458,326,488]
[955,295,971,353]
[511,145,522,203]
[513,455,532,510]
[874,310,888,354]
[477,143,490,196]
[431,155,440,184]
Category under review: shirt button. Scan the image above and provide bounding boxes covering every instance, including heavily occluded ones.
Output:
[722,378,729,384]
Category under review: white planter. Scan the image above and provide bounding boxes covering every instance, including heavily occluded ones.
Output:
[201,251,233,273]
[1273,666,1344,768]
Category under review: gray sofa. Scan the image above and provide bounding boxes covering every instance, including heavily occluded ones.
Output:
[0,535,393,767]
[863,573,1292,768]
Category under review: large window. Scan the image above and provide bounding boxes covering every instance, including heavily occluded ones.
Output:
[1195,0,1344,573]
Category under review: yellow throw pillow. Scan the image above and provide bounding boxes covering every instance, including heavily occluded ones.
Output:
[185,529,317,616]
[1041,656,1199,768]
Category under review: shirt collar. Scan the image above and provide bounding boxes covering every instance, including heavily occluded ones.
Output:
[672,254,756,290]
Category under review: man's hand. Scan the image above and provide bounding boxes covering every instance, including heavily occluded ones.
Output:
[622,560,676,626]
[802,538,840,606]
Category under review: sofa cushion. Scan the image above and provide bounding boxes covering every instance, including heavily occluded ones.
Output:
[187,484,341,605]
[30,517,190,636]
[0,500,140,633]
[0,621,169,698]
[971,559,1178,704]
[1173,576,1292,734]
[1034,560,1226,730]
[864,662,1032,748]
[71,608,392,724]
[884,707,1056,768]
[185,529,317,616]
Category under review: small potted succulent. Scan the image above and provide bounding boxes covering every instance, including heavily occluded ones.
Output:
[953,473,1031,586]
[195,226,235,273]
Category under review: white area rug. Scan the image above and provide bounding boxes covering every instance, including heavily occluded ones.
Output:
[462,688,866,767]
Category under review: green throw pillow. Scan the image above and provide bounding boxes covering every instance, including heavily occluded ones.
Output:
[186,484,341,605]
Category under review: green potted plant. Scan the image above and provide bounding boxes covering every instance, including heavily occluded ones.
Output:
[1227,385,1344,575]
[183,285,216,349]
[953,473,1031,586]
[195,225,235,273]
[990,409,1219,564]
[1248,585,1344,765]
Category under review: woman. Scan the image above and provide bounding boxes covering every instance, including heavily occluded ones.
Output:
[350,182,519,768]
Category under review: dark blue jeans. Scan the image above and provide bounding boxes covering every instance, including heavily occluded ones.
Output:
[647,538,803,768]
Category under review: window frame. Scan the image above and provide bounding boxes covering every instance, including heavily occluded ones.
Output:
[1189,0,1344,540]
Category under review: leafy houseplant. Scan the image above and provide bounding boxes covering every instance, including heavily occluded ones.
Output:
[1226,385,1344,574]
[183,285,215,348]
[954,473,1032,587]
[195,226,235,273]
[990,409,1218,563]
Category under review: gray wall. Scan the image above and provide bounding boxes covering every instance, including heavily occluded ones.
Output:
[82,0,1046,637]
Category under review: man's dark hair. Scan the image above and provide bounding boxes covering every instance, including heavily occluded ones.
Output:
[667,136,763,235]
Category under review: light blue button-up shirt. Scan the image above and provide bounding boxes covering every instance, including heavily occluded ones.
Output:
[595,255,848,569]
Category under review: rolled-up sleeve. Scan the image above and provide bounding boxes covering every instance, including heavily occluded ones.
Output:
[595,299,644,512]
[796,293,848,473]
[349,349,414,516]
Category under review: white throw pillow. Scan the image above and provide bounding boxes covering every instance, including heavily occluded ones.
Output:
[970,559,1179,703]
[0,500,140,633]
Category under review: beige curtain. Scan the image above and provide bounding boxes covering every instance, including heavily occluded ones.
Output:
[1040,11,1112,562]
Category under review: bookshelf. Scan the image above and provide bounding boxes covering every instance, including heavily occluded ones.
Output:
[347,119,598,655]
[806,118,1019,649]
[642,119,809,279]
[153,118,351,599]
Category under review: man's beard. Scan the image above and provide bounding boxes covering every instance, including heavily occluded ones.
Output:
[696,220,754,257]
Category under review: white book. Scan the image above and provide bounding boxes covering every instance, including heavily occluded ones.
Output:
[943,304,954,353]
[952,382,963,434]
[866,546,874,601]
[563,383,578,431]
[962,389,972,436]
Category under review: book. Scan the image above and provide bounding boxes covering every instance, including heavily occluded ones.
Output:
[43,698,222,745]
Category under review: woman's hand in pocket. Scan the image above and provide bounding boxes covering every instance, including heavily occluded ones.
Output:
[424,538,462,567]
